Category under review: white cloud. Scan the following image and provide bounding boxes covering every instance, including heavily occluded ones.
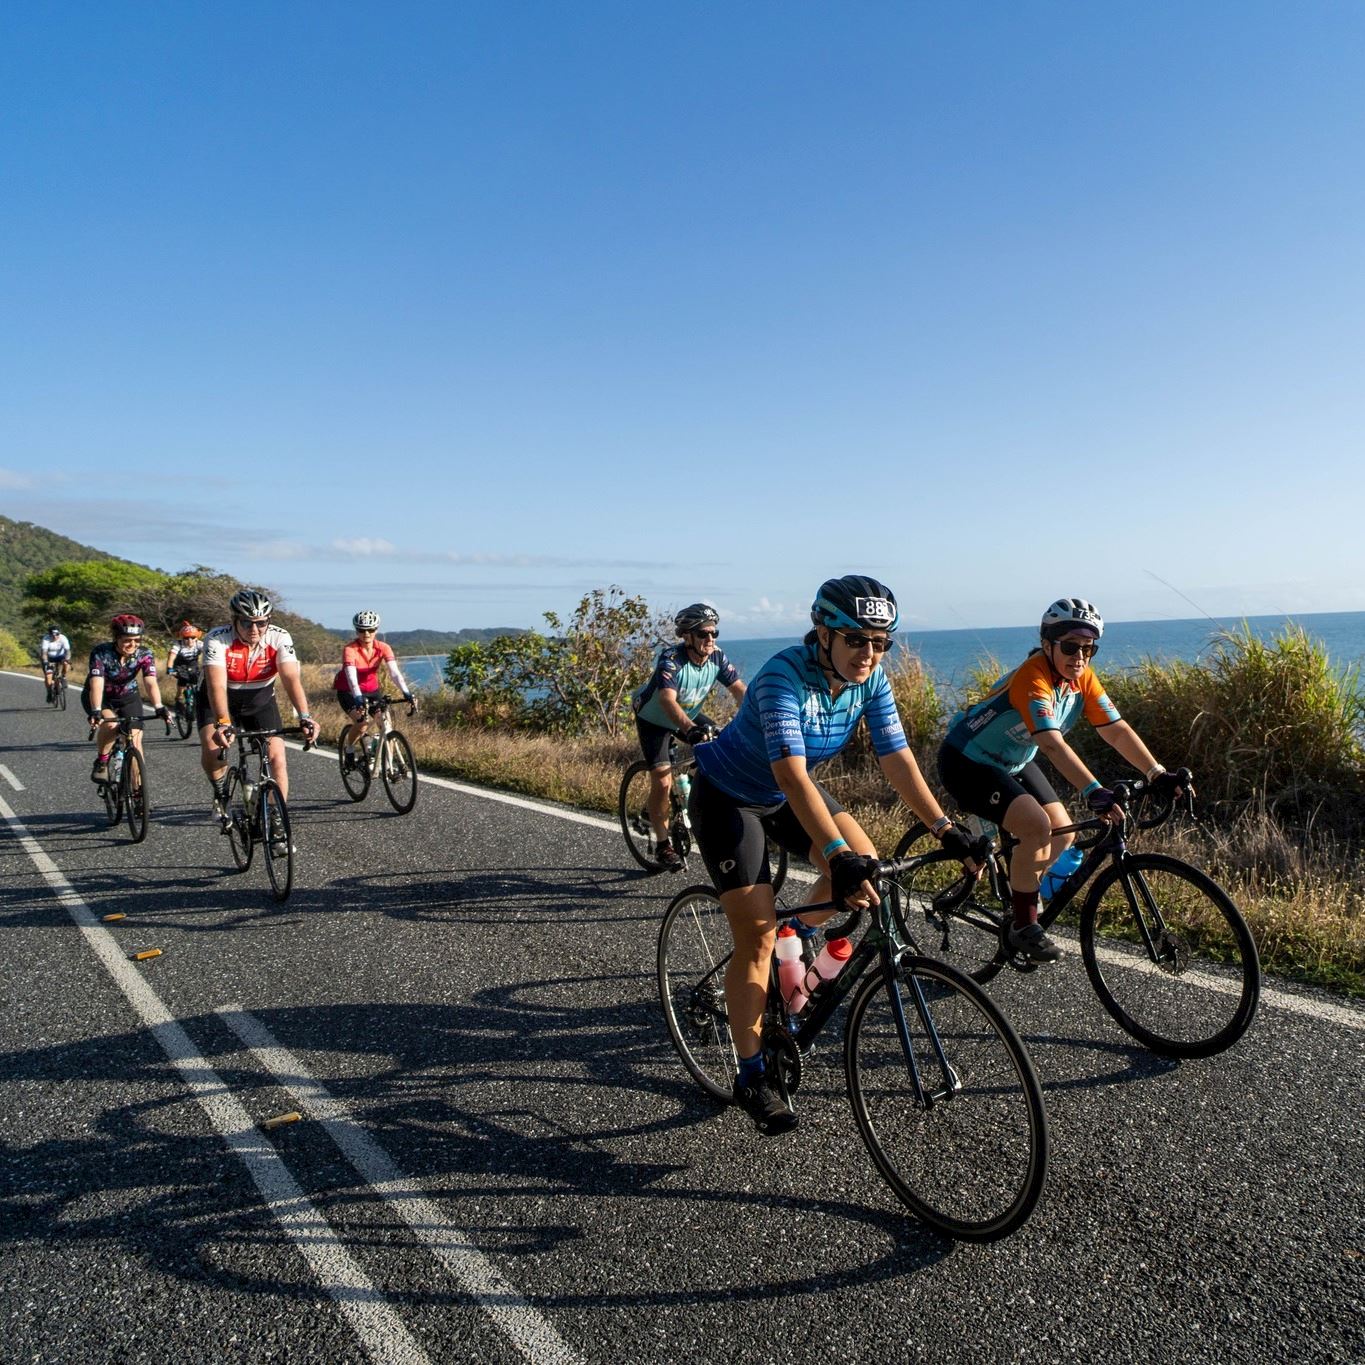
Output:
[331,537,398,557]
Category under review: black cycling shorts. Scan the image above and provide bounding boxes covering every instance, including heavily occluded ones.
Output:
[937,744,1061,824]
[636,711,715,769]
[195,684,283,735]
[82,686,144,728]
[688,771,844,894]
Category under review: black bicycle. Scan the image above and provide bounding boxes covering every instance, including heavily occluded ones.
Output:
[621,730,789,891]
[92,710,170,843]
[889,770,1260,1058]
[46,662,69,710]
[218,726,309,902]
[658,859,1049,1241]
[337,694,418,814]
[171,672,199,740]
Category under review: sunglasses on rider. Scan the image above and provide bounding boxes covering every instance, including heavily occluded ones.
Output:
[691,629,719,640]
[832,628,894,655]
[1054,639,1099,658]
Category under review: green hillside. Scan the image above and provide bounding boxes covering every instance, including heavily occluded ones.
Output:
[0,516,113,639]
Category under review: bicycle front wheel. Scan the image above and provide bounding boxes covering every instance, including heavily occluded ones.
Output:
[380,731,417,814]
[123,748,148,844]
[1081,853,1260,1058]
[174,696,193,739]
[889,840,1007,984]
[845,955,1048,1241]
[260,783,293,903]
[224,768,253,871]
[658,885,738,1103]
[619,761,662,871]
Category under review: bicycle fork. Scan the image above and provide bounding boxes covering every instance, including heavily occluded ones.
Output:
[883,957,962,1109]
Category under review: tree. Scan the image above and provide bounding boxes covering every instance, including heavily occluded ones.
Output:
[20,560,164,651]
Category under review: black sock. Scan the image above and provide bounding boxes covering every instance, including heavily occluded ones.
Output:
[1011,889,1040,930]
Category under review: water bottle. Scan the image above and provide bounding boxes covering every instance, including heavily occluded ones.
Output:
[674,772,692,828]
[800,936,853,1000]
[108,750,124,784]
[1040,845,1084,901]
[775,926,809,1013]
[367,735,381,761]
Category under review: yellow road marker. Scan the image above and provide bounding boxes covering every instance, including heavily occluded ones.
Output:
[131,948,162,961]
[261,1111,302,1130]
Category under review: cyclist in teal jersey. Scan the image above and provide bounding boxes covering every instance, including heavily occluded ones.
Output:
[690,575,977,1135]
[631,603,746,871]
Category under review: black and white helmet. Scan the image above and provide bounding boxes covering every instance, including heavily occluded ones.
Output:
[352,610,381,631]
[674,602,720,634]
[1041,597,1103,640]
[229,588,274,621]
[811,575,899,634]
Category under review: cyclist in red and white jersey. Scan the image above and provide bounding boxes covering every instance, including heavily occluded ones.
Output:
[199,589,319,837]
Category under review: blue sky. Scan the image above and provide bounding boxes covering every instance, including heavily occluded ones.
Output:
[2,2,1362,635]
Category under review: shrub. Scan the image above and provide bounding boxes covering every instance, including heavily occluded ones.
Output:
[0,627,27,669]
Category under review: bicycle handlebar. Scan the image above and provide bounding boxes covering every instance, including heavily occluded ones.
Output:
[227,725,315,752]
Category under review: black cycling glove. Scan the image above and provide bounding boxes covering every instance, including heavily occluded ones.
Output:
[829,851,880,908]
[938,826,976,863]
[1087,785,1118,814]
[1148,769,1187,802]
[683,723,712,745]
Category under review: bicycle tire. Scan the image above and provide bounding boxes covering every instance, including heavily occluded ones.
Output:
[844,954,1048,1241]
[658,884,738,1103]
[379,731,417,814]
[123,747,149,844]
[224,768,254,872]
[339,738,371,801]
[1080,853,1260,1058]
[619,761,663,871]
[174,695,193,740]
[102,758,122,826]
[889,838,1007,984]
[56,677,68,711]
[260,782,293,903]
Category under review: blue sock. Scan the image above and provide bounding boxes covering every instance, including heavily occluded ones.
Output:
[794,920,821,939]
[737,1052,765,1085]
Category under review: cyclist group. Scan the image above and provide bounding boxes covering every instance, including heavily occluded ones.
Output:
[49,571,1190,1140]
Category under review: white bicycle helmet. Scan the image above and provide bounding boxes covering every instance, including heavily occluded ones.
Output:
[353,610,381,631]
[1041,597,1103,640]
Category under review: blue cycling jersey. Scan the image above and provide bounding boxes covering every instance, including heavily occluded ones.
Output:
[633,644,739,728]
[694,642,908,806]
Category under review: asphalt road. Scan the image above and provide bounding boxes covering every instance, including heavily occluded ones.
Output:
[2,669,1362,1365]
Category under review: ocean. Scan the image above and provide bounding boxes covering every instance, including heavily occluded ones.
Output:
[394,610,1365,696]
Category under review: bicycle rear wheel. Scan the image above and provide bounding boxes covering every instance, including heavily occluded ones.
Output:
[889,839,1007,984]
[224,768,254,871]
[1080,853,1260,1058]
[379,731,417,814]
[338,737,371,801]
[123,748,148,844]
[56,677,68,711]
[101,760,122,825]
[619,761,663,871]
[658,885,738,1103]
[260,783,293,902]
[845,955,1048,1241]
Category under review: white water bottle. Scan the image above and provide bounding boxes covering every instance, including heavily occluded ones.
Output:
[800,936,853,999]
[1040,845,1084,901]
[108,750,124,784]
[675,772,692,828]
[775,926,808,1013]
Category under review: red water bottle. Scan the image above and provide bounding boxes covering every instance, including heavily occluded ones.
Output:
[775,926,809,1013]
[800,937,853,999]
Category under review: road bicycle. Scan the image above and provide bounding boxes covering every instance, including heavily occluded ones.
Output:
[218,726,309,902]
[45,662,69,710]
[171,671,199,740]
[658,858,1049,1241]
[337,694,418,814]
[888,769,1260,1058]
[620,730,788,891]
[92,710,170,843]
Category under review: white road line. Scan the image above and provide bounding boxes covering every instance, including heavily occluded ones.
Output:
[0,793,431,1365]
[218,1006,584,1365]
[0,765,24,791]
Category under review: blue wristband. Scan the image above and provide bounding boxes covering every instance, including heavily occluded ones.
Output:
[822,837,848,859]
[1080,780,1102,797]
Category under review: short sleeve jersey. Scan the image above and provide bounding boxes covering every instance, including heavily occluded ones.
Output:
[170,640,204,668]
[204,624,297,691]
[694,642,908,806]
[87,642,157,700]
[40,633,71,660]
[943,653,1120,775]
[633,644,740,729]
[333,639,396,694]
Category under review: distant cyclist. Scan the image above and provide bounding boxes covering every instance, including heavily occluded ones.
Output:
[631,603,746,871]
[334,610,416,769]
[39,625,71,701]
[84,616,170,781]
[164,622,204,705]
[201,589,319,847]
[689,575,975,1135]
[938,597,1190,963]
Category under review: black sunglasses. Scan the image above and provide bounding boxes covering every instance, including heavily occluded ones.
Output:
[691,629,719,640]
[832,628,894,654]
[1055,639,1099,658]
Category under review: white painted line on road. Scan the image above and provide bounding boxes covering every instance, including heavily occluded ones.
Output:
[218,1005,584,1365]
[0,793,432,1365]
[0,765,24,792]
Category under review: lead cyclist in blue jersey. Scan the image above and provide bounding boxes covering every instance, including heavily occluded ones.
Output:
[632,603,747,871]
[689,575,977,1135]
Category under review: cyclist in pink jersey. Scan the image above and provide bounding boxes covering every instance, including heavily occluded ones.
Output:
[334,610,416,770]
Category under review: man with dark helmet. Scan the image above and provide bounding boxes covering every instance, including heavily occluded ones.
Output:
[631,603,746,871]
[687,574,977,1135]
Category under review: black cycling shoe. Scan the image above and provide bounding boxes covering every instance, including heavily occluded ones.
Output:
[656,842,684,872]
[1007,921,1062,963]
[732,1074,799,1136]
